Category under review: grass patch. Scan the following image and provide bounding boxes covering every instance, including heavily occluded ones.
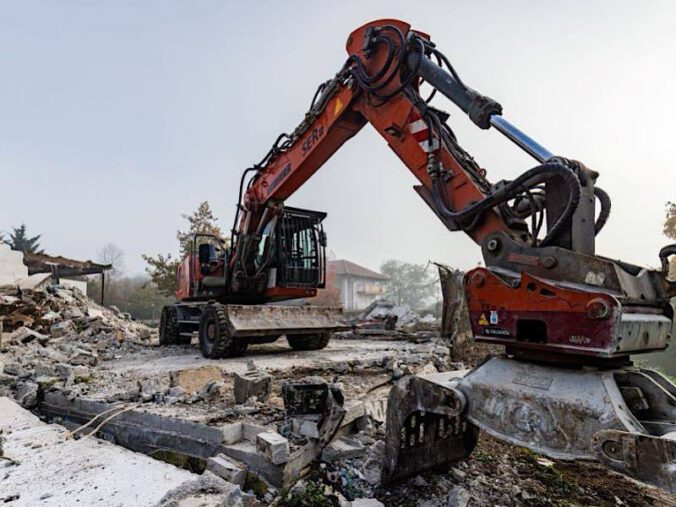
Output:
[279,481,335,507]
[517,448,576,495]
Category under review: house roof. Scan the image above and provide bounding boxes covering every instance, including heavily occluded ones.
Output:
[329,259,389,281]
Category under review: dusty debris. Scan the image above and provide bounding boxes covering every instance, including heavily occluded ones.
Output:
[355,298,436,332]
[169,365,224,394]
[321,436,366,463]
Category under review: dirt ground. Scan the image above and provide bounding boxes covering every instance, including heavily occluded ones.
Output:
[2,286,675,506]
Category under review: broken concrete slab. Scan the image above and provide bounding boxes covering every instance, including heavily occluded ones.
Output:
[257,431,289,465]
[207,454,248,487]
[7,326,48,345]
[0,396,226,506]
[16,272,52,290]
[40,392,226,459]
[321,436,367,463]
[170,365,224,394]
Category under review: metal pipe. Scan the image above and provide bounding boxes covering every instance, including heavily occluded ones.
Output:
[409,51,554,163]
[489,115,553,163]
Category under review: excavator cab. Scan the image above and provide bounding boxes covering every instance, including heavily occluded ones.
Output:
[274,207,327,289]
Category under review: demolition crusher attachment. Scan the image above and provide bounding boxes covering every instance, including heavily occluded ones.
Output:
[384,223,676,495]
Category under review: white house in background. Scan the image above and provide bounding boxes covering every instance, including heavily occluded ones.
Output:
[329,259,389,312]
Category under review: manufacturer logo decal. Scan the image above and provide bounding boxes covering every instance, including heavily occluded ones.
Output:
[301,125,325,155]
[267,163,291,196]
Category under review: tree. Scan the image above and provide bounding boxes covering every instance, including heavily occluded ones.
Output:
[98,243,126,281]
[142,253,180,297]
[87,275,174,321]
[380,260,440,310]
[176,201,227,256]
[7,224,44,253]
[143,201,228,297]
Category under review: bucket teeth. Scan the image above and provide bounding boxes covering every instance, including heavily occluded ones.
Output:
[382,374,478,483]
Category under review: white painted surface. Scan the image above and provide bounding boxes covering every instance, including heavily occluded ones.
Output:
[16,272,51,289]
[0,244,27,285]
[0,397,202,506]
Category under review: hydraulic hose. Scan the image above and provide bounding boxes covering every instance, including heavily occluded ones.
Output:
[593,186,611,235]
[431,162,582,246]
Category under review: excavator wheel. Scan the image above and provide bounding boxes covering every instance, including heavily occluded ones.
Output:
[199,303,248,359]
[159,305,179,345]
[286,332,331,351]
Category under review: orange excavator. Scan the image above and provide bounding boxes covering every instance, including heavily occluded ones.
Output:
[159,19,676,491]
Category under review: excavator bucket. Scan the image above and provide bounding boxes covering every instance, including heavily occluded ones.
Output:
[382,372,479,483]
[223,304,350,338]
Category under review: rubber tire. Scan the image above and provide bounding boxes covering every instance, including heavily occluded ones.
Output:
[198,303,248,359]
[159,305,179,345]
[287,333,331,351]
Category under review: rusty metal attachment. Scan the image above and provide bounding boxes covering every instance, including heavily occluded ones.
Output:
[388,357,676,492]
[383,372,478,483]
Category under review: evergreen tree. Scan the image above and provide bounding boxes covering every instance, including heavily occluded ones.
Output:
[143,201,228,297]
[8,224,44,253]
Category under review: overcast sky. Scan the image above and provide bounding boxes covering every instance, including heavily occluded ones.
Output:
[1,1,675,276]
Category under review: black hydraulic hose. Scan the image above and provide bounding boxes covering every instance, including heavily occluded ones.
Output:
[431,162,581,246]
[230,167,259,247]
[593,186,611,235]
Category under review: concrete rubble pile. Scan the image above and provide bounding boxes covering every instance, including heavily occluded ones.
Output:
[0,284,154,408]
[355,298,437,332]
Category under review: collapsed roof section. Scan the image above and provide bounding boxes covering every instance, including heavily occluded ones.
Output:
[22,252,111,278]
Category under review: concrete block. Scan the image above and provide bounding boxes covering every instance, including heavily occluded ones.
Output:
[221,422,243,444]
[169,365,223,394]
[321,436,366,463]
[15,381,38,409]
[291,416,321,439]
[234,371,271,404]
[256,431,289,465]
[242,422,269,442]
[207,454,247,487]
